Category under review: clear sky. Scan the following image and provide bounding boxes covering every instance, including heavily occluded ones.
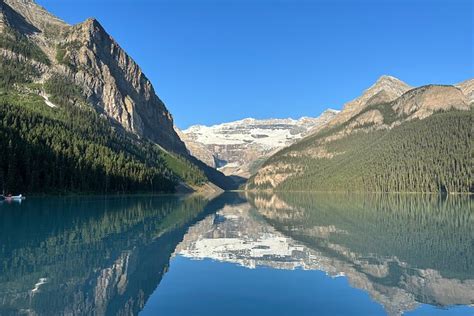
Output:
[36,0,473,129]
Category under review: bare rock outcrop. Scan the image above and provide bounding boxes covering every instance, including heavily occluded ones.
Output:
[455,78,474,104]
[393,85,469,119]
[328,75,412,127]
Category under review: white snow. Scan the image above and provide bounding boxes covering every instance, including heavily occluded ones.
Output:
[31,278,48,294]
[182,110,339,149]
[40,93,58,108]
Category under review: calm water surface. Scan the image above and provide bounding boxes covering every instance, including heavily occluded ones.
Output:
[0,193,472,315]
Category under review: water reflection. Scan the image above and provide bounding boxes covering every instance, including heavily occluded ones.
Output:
[0,194,225,315]
[0,193,472,315]
[175,193,473,315]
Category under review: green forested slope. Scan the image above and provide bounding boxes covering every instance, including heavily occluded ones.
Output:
[249,109,472,193]
[0,27,51,65]
[0,92,207,193]
[0,68,208,193]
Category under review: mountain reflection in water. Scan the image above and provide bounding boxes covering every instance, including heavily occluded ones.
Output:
[176,193,473,315]
[0,193,472,315]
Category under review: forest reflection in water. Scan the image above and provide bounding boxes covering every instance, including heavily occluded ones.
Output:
[244,192,473,315]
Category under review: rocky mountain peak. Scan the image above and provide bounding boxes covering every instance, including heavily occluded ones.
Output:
[79,17,104,35]
[328,75,412,127]
[3,0,68,33]
[358,75,412,105]
[374,74,404,85]
[72,17,116,44]
[69,17,114,52]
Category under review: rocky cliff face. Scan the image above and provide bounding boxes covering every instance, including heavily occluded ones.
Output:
[456,78,474,103]
[392,84,469,119]
[2,0,67,37]
[179,110,339,178]
[1,0,187,154]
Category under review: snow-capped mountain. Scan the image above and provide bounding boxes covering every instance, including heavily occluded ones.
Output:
[178,109,339,178]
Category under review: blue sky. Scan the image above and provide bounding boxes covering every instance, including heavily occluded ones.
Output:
[37,0,473,128]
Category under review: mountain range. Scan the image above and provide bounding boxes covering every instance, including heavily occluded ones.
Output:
[0,0,472,194]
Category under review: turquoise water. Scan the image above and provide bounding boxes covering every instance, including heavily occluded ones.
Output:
[0,193,472,315]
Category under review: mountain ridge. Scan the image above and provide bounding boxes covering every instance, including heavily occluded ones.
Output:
[183,109,340,131]
[247,76,473,193]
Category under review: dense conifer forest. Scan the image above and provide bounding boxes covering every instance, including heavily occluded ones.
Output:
[249,109,472,193]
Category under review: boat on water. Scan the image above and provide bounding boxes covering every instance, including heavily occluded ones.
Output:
[0,194,26,202]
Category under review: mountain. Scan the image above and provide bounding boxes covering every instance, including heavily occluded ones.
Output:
[0,0,235,193]
[247,76,473,193]
[179,110,339,178]
[2,0,185,153]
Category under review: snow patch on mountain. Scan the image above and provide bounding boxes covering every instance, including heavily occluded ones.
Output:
[180,109,339,178]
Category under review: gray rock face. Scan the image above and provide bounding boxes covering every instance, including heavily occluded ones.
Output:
[2,0,66,36]
[1,0,188,154]
[4,0,67,30]
[65,18,187,152]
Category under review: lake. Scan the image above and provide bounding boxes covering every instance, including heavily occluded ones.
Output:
[0,192,472,315]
